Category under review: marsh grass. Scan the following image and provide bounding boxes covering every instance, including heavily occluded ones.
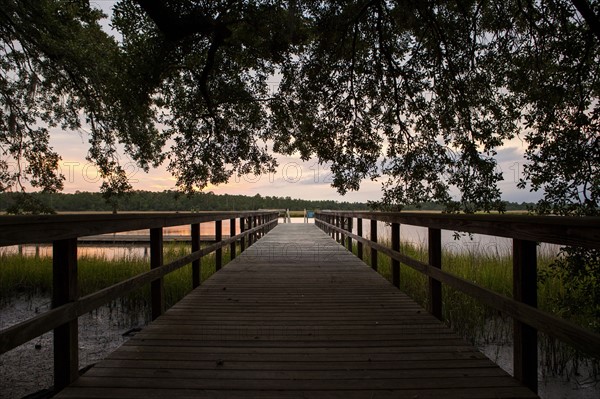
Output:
[351,237,599,379]
[0,243,231,313]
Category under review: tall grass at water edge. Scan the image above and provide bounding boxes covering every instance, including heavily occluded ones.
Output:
[1,239,599,379]
[0,243,227,321]
[352,238,600,380]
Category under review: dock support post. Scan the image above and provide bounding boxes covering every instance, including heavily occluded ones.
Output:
[370,219,378,271]
[248,217,254,247]
[357,218,363,260]
[240,217,246,252]
[215,220,222,270]
[150,228,164,320]
[347,217,353,252]
[391,222,400,288]
[513,239,538,394]
[52,238,78,391]
[230,218,236,260]
[428,228,442,320]
[192,223,201,288]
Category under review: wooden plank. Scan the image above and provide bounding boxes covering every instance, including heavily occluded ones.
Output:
[428,227,442,319]
[55,224,536,399]
[0,220,277,355]
[0,211,278,246]
[513,239,538,394]
[191,223,200,288]
[215,220,222,271]
[52,238,79,391]
[357,217,363,260]
[391,222,400,288]
[317,211,600,249]
[318,218,600,356]
[229,218,236,260]
[370,219,377,271]
[56,387,537,399]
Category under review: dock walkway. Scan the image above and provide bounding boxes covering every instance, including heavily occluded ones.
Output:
[56,224,536,398]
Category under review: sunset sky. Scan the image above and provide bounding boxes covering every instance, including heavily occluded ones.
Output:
[47,1,541,204]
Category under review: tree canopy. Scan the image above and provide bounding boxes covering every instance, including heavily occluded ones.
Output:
[1,0,599,215]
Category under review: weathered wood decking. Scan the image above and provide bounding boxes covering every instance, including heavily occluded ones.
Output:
[56,224,536,398]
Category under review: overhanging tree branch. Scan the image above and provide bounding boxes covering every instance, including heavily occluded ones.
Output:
[571,0,600,43]
[134,0,223,41]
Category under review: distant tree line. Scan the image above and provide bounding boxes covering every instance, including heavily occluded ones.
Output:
[0,190,533,214]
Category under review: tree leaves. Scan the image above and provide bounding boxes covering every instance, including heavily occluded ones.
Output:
[1,0,599,217]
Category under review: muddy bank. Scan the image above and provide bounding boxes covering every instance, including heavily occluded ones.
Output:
[0,296,147,399]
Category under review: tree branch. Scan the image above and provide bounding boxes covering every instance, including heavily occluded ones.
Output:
[571,0,600,43]
[134,0,225,41]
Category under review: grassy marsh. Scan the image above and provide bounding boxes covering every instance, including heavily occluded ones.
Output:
[351,237,600,379]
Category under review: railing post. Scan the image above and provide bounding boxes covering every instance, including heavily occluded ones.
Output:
[330,215,334,238]
[391,222,400,288]
[240,217,246,252]
[357,217,363,260]
[370,219,378,271]
[150,227,164,320]
[230,218,236,260]
[215,220,222,271]
[336,216,340,243]
[428,228,442,320]
[513,239,538,394]
[52,238,78,391]
[347,217,353,252]
[191,223,201,288]
[248,217,254,246]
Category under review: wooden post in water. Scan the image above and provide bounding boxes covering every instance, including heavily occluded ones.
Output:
[52,238,78,391]
[428,228,442,320]
[150,228,164,320]
[230,218,236,260]
[240,217,246,252]
[370,219,378,271]
[391,222,400,288]
[513,239,538,394]
[347,217,353,252]
[215,220,222,270]
[248,217,253,247]
[191,223,201,288]
[357,218,363,260]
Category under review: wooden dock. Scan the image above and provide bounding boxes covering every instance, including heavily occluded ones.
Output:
[56,224,536,398]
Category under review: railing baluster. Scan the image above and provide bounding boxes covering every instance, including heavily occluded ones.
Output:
[191,223,201,288]
[52,238,78,391]
[347,217,353,252]
[230,218,236,260]
[391,222,400,288]
[513,239,538,394]
[215,220,223,270]
[428,228,442,320]
[150,228,164,320]
[370,219,378,271]
[357,217,363,260]
[240,217,246,252]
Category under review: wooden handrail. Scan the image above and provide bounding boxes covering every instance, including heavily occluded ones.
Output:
[316,210,600,249]
[315,210,600,394]
[0,211,276,246]
[0,211,278,392]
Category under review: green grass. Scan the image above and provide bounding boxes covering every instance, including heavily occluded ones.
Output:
[347,236,599,378]
[0,243,233,312]
[2,237,598,378]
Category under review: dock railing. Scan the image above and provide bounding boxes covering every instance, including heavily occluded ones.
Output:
[315,210,600,394]
[0,211,278,391]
